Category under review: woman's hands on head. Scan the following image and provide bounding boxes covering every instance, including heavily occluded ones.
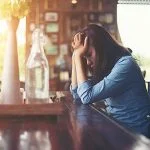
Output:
[72,32,88,57]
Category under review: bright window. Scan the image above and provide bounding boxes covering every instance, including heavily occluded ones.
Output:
[117,4,150,81]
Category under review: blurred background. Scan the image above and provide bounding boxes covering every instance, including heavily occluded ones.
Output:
[0,0,150,91]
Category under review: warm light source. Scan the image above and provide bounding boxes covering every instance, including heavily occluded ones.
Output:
[71,0,77,4]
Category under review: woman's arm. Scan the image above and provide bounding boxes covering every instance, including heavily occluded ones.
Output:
[72,33,89,85]
[73,52,88,84]
[77,56,135,104]
[71,53,77,88]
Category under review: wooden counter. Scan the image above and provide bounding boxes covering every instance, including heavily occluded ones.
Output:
[0,91,149,150]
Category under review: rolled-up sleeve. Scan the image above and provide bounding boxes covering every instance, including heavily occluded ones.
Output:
[70,85,80,101]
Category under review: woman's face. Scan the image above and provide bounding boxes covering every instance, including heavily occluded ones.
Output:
[84,46,96,72]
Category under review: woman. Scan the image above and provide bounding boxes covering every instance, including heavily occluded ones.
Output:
[70,24,150,138]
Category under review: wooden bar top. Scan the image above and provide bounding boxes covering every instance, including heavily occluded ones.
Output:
[0,91,149,150]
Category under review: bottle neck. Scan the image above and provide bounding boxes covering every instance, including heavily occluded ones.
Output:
[31,31,45,54]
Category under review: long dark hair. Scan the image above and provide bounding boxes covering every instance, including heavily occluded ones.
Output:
[79,24,131,82]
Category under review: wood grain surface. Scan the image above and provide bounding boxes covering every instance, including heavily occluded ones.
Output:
[0,103,65,116]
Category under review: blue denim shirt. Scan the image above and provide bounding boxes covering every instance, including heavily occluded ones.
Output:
[70,56,150,137]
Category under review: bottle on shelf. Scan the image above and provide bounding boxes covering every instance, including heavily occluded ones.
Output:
[25,28,49,104]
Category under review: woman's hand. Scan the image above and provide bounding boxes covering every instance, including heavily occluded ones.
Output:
[72,32,88,57]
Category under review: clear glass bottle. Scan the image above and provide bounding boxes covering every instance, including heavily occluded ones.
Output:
[25,28,49,104]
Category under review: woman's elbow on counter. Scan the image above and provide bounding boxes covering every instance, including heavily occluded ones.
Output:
[77,88,93,104]
[80,96,92,104]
